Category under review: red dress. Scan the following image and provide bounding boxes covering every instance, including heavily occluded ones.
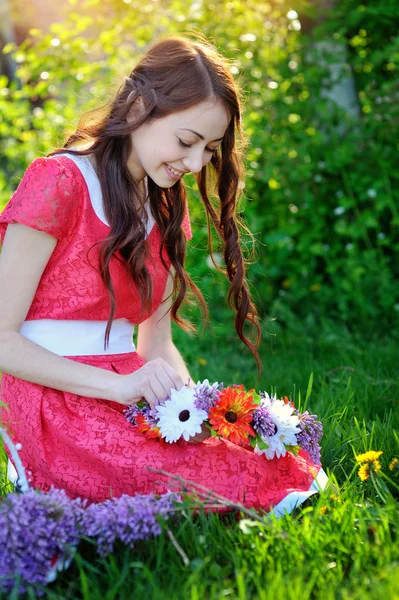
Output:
[0,155,327,515]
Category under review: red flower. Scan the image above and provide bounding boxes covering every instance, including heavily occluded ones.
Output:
[208,386,257,447]
[135,414,162,440]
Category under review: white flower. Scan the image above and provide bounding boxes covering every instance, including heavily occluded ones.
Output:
[155,387,208,443]
[254,398,300,460]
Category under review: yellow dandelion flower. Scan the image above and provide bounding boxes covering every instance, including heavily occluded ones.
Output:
[355,450,383,463]
[358,463,370,481]
[319,505,328,515]
[358,459,382,482]
[389,457,399,472]
[330,494,342,504]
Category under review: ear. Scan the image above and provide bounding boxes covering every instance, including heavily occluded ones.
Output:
[126,96,145,123]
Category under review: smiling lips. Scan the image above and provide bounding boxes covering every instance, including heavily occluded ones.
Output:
[165,164,188,177]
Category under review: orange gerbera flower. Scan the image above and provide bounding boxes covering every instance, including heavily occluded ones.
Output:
[135,413,162,440]
[208,386,257,446]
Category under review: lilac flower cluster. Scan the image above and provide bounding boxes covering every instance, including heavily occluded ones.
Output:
[252,402,276,438]
[80,492,182,557]
[0,488,83,595]
[193,379,221,412]
[294,410,323,464]
[125,402,158,427]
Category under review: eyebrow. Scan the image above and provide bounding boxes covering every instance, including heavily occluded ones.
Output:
[178,128,224,142]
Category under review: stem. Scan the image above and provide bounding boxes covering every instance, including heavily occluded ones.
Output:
[0,427,30,492]
[165,527,190,566]
[370,471,387,503]
[379,471,399,493]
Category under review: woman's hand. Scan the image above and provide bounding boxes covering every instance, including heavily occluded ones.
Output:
[187,422,213,444]
[114,358,184,410]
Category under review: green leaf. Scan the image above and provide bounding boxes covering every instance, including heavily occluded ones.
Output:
[286,445,301,456]
[304,372,314,411]
[255,435,269,450]
[249,436,257,449]
[252,391,262,405]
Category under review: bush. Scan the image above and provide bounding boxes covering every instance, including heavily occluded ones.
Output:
[1,0,398,333]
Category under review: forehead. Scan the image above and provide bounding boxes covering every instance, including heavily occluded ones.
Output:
[165,100,231,140]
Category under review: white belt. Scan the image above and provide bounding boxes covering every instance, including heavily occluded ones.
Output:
[19,318,136,356]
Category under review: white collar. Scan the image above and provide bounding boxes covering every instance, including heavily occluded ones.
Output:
[58,151,155,238]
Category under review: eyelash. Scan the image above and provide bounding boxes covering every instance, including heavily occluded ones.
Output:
[177,138,218,155]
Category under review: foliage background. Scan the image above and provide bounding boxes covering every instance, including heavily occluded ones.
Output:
[0,2,398,598]
[1,0,398,356]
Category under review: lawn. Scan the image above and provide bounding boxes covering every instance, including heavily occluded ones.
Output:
[1,317,398,599]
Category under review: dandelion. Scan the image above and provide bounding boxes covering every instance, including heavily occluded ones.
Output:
[355,450,383,481]
[319,505,328,515]
[389,458,399,472]
[355,450,383,464]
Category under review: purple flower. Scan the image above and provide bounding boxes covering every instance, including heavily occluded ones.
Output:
[0,488,83,595]
[80,492,182,557]
[252,403,276,438]
[193,379,221,412]
[125,403,158,427]
[294,410,323,463]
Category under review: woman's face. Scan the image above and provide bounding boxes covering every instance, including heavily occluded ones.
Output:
[127,99,231,186]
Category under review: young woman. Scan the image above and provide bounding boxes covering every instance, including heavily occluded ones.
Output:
[0,34,326,513]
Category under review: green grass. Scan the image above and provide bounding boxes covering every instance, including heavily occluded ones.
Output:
[1,318,399,599]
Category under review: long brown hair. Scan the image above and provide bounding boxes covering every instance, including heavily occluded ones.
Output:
[48,33,262,375]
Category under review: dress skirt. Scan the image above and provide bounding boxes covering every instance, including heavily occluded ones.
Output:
[1,351,327,516]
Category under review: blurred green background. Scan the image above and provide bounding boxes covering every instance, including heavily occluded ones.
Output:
[1,0,398,384]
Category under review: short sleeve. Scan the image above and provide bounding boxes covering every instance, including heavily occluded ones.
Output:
[0,157,77,243]
[182,201,193,240]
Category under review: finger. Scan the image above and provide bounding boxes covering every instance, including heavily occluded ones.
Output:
[155,359,184,391]
[148,378,168,404]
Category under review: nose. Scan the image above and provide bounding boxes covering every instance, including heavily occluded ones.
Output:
[182,149,208,174]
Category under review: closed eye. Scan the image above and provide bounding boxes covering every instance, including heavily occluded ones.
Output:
[177,138,218,155]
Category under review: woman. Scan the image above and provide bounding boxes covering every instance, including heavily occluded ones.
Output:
[0,34,326,512]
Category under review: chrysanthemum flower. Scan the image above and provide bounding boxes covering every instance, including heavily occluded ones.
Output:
[155,387,208,443]
[355,450,383,481]
[254,398,300,460]
[208,386,257,446]
[135,413,163,440]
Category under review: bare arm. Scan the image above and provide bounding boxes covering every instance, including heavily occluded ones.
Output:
[137,266,194,386]
[0,223,120,401]
[137,268,210,443]
[0,224,184,408]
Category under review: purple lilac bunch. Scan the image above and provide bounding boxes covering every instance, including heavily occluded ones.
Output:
[294,409,323,464]
[0,488,83,595]
[193,379,222,412]
[252,402,276,438]
[80,492,182,557]
[125,402,158,427]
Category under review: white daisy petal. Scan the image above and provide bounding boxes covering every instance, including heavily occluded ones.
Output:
[255,397,300,459]
[155,387,207,442]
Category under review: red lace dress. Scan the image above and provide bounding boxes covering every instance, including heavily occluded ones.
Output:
[0,155,327,515]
